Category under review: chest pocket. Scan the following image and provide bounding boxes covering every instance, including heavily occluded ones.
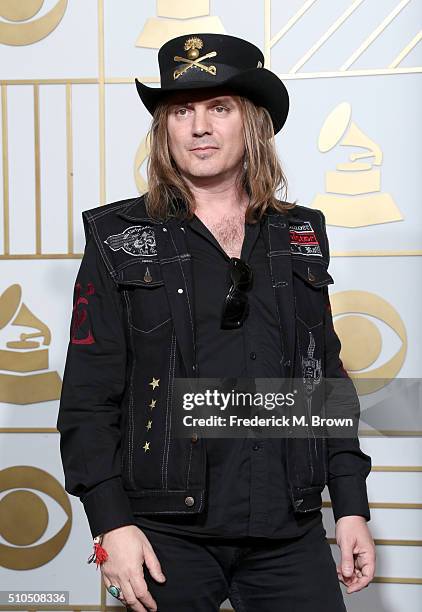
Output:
[291,258,334,328]
[116,261,172,333]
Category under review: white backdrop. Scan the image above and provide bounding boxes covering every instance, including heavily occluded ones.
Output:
[1,1,421,611]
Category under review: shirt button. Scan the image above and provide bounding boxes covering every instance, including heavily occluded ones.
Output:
[184,496,195,507]
[178,288,184,293]
[252,443,260,451]
[250,351,256,360]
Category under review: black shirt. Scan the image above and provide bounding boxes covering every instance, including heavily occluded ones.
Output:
[135,213,322,538]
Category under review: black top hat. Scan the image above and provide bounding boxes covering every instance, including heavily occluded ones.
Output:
[135,33,290,135]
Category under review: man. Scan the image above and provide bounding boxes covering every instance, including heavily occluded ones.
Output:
[57,33,375,611]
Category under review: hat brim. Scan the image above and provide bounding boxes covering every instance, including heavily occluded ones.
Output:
[135,67,289,135]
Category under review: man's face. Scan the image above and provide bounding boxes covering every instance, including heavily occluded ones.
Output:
[166,89,245,181]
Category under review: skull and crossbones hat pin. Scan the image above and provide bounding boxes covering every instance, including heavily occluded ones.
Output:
[135,33,290,135]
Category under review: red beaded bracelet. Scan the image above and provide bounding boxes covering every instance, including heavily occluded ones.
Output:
[87,534,109,568]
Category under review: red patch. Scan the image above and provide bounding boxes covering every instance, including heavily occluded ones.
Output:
[289,221,323,257]
[289,230,319,245]
[71,282,96,345]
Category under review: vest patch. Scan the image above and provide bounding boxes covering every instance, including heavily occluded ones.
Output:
[302,331,322,395]
[289,221,322,257]
[104,225,157,257]
[71,282,96,345]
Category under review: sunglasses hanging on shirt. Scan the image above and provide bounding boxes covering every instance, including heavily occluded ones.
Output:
[220,257,253,330]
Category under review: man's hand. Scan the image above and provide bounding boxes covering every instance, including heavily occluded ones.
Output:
[335,515,376,594]
[100,524,166,612]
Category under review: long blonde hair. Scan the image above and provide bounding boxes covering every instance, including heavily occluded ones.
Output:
[144,93,297,223]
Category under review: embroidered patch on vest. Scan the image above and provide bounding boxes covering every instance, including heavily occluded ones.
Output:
[104,225,157,257]
[71,282,95,345]
[289,221,322,257]
[302,331,322,395]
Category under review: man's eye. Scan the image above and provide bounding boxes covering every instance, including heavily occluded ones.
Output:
[176,108,188,115]
[215,106,228,113]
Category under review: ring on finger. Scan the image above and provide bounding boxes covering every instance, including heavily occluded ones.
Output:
[107,585,122,599]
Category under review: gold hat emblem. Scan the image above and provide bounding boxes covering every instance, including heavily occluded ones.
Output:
[174,36,217,80]
[184,36,203,59]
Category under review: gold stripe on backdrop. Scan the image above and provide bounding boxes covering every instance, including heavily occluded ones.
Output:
[322,502,422,510]
[371,466,422,472]
[98,0,105,206]
[0,253,83,259]
[66,83,73,255]
[331,251,422,257]
[33,83,41,255]
[1,83,9,255]
[0,79,98,84]
[327,538,422,546]
[360,430,422,437]
[390,30,422,68]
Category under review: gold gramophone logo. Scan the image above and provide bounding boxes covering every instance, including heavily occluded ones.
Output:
[0,0,68,46]
[312,102,403,227]
[136,0,225,49]
[0,284,62,404]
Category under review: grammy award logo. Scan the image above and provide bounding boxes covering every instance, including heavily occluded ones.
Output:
[0,284,61,404]
[312,102,403,227]
[135,0,225,49]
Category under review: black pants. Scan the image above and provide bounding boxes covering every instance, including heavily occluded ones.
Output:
[141,520,347,611]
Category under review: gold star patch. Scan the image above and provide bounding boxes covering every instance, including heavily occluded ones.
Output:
[149,398,157,409]
[143,441,150,452]
[149,377,160,390]
[146,420,152,431]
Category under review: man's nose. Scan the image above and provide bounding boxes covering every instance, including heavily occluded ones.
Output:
[192,107,212,135]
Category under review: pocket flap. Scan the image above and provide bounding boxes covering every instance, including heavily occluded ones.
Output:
[116,261,164,287]
[292,259,334,288]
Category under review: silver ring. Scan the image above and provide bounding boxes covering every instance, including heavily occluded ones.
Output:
[107,585,122,599]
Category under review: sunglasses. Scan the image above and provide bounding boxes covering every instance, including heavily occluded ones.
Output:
[220,257,253,330]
